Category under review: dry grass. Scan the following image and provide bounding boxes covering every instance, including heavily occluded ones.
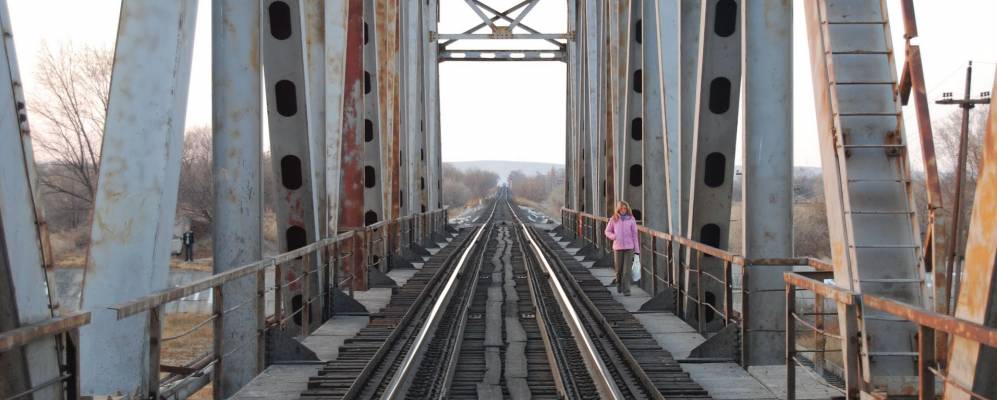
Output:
[161,312,214,367]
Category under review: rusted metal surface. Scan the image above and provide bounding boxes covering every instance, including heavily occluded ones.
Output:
[0,312,89,353]
[212,0,262,395]
[945,71,997,400]
[0,0,63,396]
[862,295,997,350]
[340,0,366,289]
[78,1,198,395]
[262,0,321,332]
[804,1,925,393]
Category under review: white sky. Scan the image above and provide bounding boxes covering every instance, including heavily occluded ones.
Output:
[7,0,996,168]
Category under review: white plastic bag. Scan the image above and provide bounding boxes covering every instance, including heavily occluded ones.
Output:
[631,256,641,282]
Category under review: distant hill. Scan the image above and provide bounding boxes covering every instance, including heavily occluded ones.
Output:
[447,160,564,184]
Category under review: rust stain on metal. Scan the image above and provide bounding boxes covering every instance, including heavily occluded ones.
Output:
[339,0,366,289]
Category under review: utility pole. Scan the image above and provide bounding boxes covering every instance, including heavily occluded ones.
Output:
[936,61,992,315]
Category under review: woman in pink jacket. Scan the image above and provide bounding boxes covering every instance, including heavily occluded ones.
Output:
[604,201,639,296]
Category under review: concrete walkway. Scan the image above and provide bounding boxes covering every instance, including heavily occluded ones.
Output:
[552,232,842,400]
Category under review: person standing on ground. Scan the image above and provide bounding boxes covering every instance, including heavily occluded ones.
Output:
[604,201,639,296]
[182,229,195,262]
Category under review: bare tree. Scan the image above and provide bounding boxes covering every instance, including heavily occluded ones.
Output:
[178,126,213,226]
[31,43,112,207]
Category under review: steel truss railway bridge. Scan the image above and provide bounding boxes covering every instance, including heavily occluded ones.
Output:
[1,0,996,399]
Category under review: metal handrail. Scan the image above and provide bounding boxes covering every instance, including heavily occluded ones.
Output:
[0,311,90,352]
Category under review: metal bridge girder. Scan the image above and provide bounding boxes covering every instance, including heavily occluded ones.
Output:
[212,0,263,395]
[946,71,997,400]
[683,0,742,329]
[805,0,925,394]
[0,0,62,396]
[262,0,321,331]
[78,1,198,395]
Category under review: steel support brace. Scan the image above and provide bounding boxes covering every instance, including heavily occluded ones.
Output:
[564,0,578,212]
[401,0,422,219]
[325,1,349,241]
[0,0,61,395]
[302,0,328,316]
[683,0,742,331]
[740,0,793,366]
[582,1,601,216]
[646,0,679,237]
[339,0,366,290]
[374,0,401,227]
[78,1,197,395]
[424,0,443,212]
[363,0,386,240]
[945,72,997,400]
[804,1,924,393]
[212,0,262,395]
[622,0,642,222]
[262,0,321,332]
[677,0,701,238]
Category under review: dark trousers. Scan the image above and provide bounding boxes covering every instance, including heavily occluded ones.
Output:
[614,250,633,294]
[184,244,194,261]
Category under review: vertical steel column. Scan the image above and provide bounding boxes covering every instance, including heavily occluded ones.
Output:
[325,1,350,241]
[622,0,642,224]
[374,0,401,224]
[581,1,601,216]
[0,0,61,395]
[647,0,680,236]
[683,0,741,330]
[423,0,442,212]
[362,0,385,233]
[78,1,198,395]
[677,0,701,237]
[262,0,321,330]
[401,0,422,218]
[302,0,327,312]
[804,1,924,393]
[565,0,578,211]
[339,0,366,289]
[740,0,793,366]
[212,0,262,395]
[945,72,997,400]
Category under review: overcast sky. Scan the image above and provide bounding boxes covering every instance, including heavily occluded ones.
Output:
[7,0,996,168]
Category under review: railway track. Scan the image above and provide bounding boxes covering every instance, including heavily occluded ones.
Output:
[300,190,710,399]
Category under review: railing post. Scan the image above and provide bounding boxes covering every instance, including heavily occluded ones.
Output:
[301,253,311,336]
[814,291,826,376]
[842,296,862,398]
[741,263,751,367]
[256,267,266,371]
[918,326,935,400]
[148,305,162,399]
[696,251,705,334]
[651,238,658,295]
[723,260,732,326]
[274,263,284,324]
[785,282,796,400]
[212,286,224,400]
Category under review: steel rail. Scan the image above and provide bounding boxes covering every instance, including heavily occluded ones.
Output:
[510,203,626,400]
[381,199,499,399]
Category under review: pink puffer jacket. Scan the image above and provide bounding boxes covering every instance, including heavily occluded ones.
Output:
[604,214,640,253]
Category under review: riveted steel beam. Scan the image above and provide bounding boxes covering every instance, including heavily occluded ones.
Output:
[622,0,643,224]
[945,71,997,400]
[740,0,793,366]
[78,1,198,395]
[677,0,701,238]
[804,0,925,393]
[211,0,262,395]
[683,0,742,331]
[0,0,61,396]
[339,0,366,288]
[646,0,679,237]
[262,0,321,331]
